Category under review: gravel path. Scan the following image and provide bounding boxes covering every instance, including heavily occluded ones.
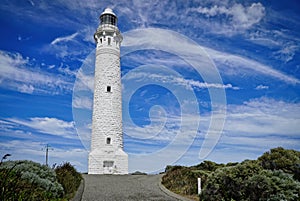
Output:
[81,174,179,201]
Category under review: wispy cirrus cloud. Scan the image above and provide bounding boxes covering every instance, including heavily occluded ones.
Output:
[201,97,300,163]
[255,85,269,90]
[205,47,300,85]
[122,29,300,85]
[6,117,76,139]
[0,0,99,29]
[122,71,238,91]
[248,29,300,63]
[123,97,300,171]
[191,2,265,34]
[273,43,299,63]
[74,67,94,92]
[224,97,300,136]
[72,96,93,110]
[46,29,94,60]
[51,32,79,45]
[0,50,73,94]
[2,0,298,68]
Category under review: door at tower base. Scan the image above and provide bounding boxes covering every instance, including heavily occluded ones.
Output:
[88,148,128,174]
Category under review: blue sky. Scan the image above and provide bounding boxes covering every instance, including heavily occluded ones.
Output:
[0,0,299,173]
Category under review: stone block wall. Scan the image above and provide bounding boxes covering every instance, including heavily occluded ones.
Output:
[89,44,128,174]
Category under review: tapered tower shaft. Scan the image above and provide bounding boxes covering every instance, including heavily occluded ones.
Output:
[88,8,128,174]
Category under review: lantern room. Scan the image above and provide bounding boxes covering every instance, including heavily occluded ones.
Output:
[100,8,117,26]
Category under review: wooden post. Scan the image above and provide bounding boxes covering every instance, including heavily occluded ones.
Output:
[198,177,201,195]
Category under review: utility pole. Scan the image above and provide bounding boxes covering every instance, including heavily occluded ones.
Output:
[44,144,53,167]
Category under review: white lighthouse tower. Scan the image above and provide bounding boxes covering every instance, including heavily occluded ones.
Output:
[88,8,128,174]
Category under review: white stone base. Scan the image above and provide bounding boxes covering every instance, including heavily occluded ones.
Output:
[88,148,128,174]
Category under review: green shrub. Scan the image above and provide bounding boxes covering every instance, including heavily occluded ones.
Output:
[163,161,226,196]
[200,160,300,201]
[245,170,300,201]
[162,166,207,195]
[0,160,64,200]
[200,160,263,201]
[165,165,184,172]
[193,160,225,171]
[162,147,300,200]
[55,162,82,199]
[258,147,300,181]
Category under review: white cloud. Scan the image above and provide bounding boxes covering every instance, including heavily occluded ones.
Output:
[225,97,300,136]
[274,43,298,63]
[48,64,55,69]
[17,84,35,94]
[57,64,77,77]
[192,2,265,34]
[174,76,239,90]
[0,120,29,137]
[7,117,76,139]
[122,70,238,91]
[51,32,79,45]
[248,29,282,47]
[122,29,300,85]
[81,27,96,44]
[47,29,94,60]
[74,68,94,92]
[248,29,299,63]
[121,51,188,69]
[185,79,239,90]
[0,50,73,94]
[72,96,93,110]
[255,84,269,90]
[205,47,300,85]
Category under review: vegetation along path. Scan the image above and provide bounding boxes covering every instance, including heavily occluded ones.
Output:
[81,174,188,201]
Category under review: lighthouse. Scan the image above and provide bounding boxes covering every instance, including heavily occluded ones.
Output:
[88,8,128,174]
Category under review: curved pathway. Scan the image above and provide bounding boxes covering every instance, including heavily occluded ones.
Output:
[81,174,186,201]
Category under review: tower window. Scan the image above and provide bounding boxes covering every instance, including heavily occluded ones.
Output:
[108,37,111,45]
[106,86,111,92]
[106,137,111,144]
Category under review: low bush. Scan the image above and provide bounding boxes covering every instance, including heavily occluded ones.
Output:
[162,166,208,195]
[0,160,64,200]
[201,163,300,201]
[258,147,300,181]
[0,158,82,201]
[55,162,82,200]
[162,147,300,201]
